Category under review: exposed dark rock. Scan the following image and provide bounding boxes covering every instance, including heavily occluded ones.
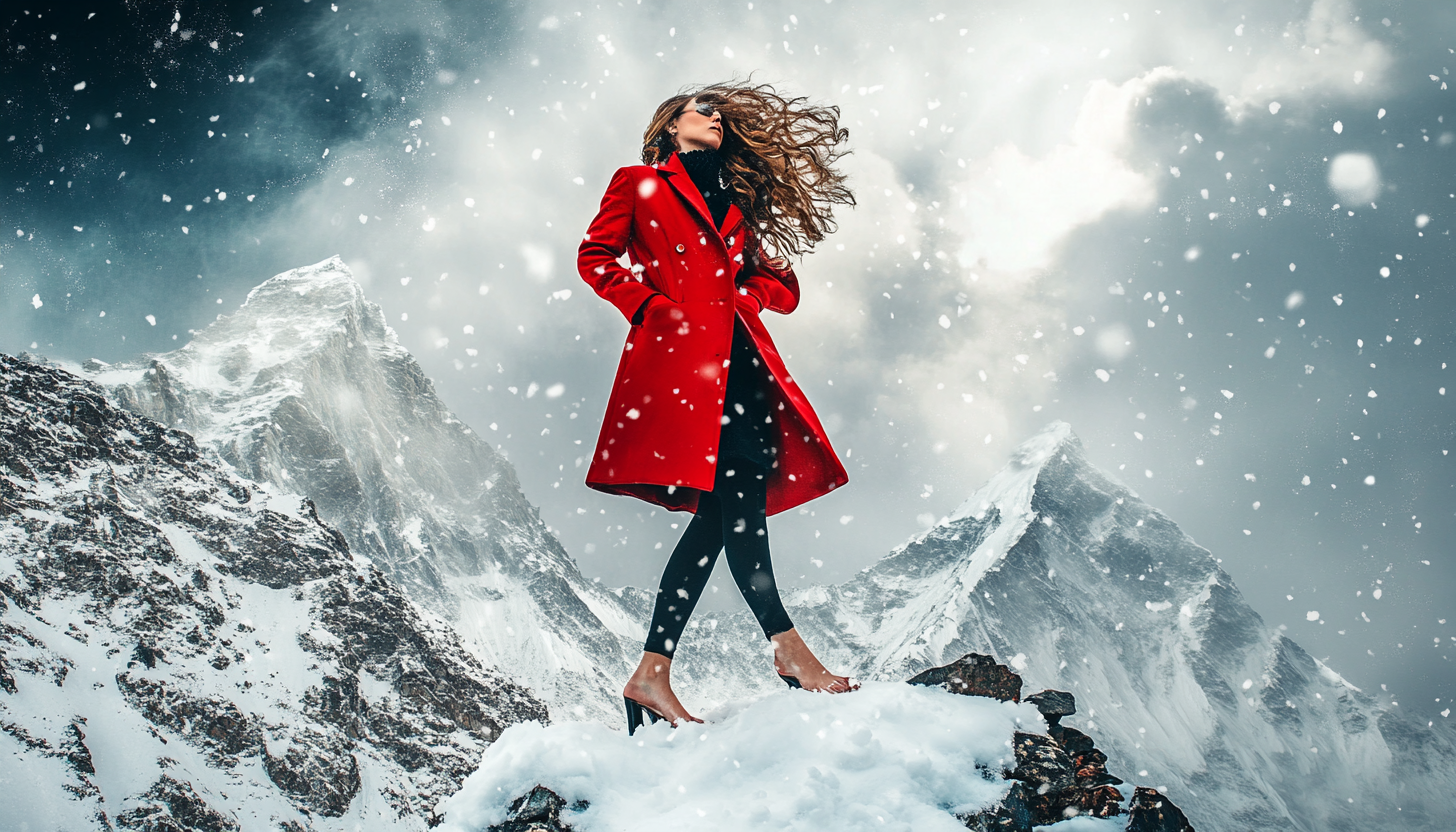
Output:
[906,653,1023,702]
[116,775,240,832]
[133,642,165,670]
[218,501,350,589]
[485,785,580,832]
[1024,689,1076,727]
[907,654,1141,831]
[1002,730,1124,826]
[115,673,263,765]
[0,649,15,694]
[962,782,1034,832]
[1126,787,1196,832]
[1050,723,1095,754]
[263,735,362,818]
[1008,731,1078,794]
[1078,784,1126,818]
[303,674,368,740]
[1070,745,1124,787]
[63,719,97,776]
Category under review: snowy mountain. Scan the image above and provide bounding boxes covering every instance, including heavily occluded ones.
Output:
[0,353,547,829]
[71,257,1455,829]
[80,256,647,724]
[670,422,1456,831]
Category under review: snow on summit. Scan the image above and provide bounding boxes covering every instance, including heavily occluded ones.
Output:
[74,256,402,453]
[947,420,1074,526]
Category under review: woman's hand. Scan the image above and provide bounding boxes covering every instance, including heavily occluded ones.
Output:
[631,293,671,325]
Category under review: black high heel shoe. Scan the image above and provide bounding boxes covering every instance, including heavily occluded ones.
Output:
[624,696,664,735]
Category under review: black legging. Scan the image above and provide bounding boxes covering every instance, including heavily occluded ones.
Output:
[643,457,794,657]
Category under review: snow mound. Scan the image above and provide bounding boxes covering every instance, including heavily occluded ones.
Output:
[438,682,1044,832]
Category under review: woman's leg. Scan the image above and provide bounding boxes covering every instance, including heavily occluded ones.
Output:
[642,494,724,657]
[714,463,794,639]
[625,494,725,727]
[717,461,858,693]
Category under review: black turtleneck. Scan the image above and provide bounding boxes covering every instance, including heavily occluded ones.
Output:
[678,148,732,229]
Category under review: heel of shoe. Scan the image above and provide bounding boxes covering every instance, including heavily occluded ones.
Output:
[778,673,802,689]
[624,696,663,736]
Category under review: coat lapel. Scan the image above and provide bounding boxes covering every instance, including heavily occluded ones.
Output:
[659,153,743,241]
[721,202,744,237]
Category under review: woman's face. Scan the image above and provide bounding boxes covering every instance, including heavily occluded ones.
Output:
[672,98,722,153]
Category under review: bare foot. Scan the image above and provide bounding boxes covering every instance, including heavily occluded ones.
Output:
[770,628,859,693]
[622,651,703,727]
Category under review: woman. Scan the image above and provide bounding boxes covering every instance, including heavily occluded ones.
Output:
[577,83,857,733]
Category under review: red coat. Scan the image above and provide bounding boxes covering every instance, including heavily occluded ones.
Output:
[578,152,848,516]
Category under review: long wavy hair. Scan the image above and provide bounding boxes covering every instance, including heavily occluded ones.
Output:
[641,82,854,262]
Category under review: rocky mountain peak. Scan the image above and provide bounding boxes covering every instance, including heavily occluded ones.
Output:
[169,255,396,399]
[667,419,1456,830]
[240,254,362,309]
[82,258,647,724]
[947,420,1075,524]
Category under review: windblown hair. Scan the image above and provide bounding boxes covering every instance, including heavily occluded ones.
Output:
[641,82,855,262]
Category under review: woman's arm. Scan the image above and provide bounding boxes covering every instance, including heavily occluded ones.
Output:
[578,167,661,323]
[738,243,800,315]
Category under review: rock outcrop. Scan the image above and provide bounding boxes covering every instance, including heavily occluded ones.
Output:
[911,653,1187,832]
[1126,786,1197,832]
[0,353,547,830]
[484,785,581,832]
[906,652,1024,702]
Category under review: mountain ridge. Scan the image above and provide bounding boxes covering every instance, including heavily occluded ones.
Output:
[0,352,547,829]
[78,256,645,724]
[69,257,1456,830]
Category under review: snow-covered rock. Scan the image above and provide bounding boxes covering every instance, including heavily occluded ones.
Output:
[81,256,647,724]
[435,681,1046,832]
[0,353,546,829]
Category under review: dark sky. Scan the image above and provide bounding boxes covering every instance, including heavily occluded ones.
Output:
[4,0,1453,722]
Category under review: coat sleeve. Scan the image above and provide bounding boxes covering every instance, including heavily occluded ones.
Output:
[738,242,800,315]
[579,167,659,323]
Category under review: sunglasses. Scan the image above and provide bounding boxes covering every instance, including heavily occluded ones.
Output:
[680,101,718,118]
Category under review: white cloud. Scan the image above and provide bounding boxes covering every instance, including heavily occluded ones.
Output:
[954,71,1167,274]
[1224,0,1393,114]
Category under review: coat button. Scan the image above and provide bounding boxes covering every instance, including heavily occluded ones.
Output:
[675,243,686,253]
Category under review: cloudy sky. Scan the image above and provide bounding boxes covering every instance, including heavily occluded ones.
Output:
[4,0,1453,719]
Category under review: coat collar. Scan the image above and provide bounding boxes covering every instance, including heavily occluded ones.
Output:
[657,152,744,240]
